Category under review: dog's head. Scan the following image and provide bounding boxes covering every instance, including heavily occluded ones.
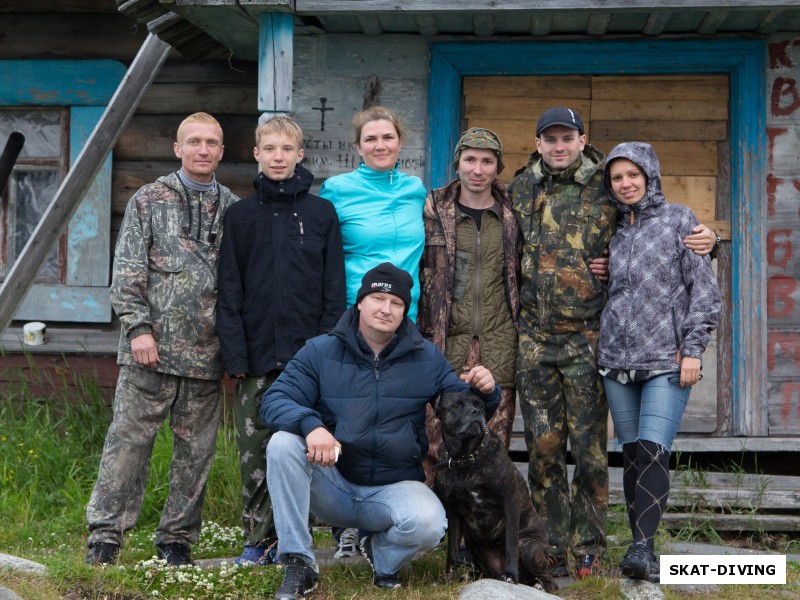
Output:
[436,390,487,442]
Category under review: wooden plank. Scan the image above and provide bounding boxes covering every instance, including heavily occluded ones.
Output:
[592,100,728,121]
[464,76,592,99]
[0,14,147,61]
[768,380,800,434]
[114,114,257,162]
[258,12,294,113]
[465,97,592,121]
[592,74,729,101]
[594,140,718,176]
[154,59,258,85]
[662,176,717,221]
[137,83,258,115]
[0,34,171,335]
[68,106,111,287]
[514,463,800,510]
[296,0,800,10]
[0,61,127,106]
[464,120,537,155]
[617,512,800,533]
[590,120,727,142]
[112,161,255,215]
[510,434,800,454]
[2,0,118,12]
[11,285,112,323]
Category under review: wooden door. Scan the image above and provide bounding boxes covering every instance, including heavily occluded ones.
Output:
[464,74,729,434]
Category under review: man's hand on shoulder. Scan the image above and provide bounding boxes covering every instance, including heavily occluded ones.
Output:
[589,247,610,281]
[460,365,496,395]
[683,224,717,256]
[306,427,342,467]
[131,333,159,369]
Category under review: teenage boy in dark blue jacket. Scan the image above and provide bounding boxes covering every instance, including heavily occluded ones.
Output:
[217,115,345,566]
[262,263,499,599]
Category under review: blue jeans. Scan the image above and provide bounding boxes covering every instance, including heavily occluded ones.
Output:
[603,373,691,449]
[266,431,447,575]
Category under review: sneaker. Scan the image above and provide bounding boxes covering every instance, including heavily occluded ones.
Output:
[156,542,193,567]
[85,541,119,565]
[576,553,601,579]
[619,542,656,580]
[360,534,402,590]
[275,555,320,600]
[235,542,278,566]
[334,527,360,558]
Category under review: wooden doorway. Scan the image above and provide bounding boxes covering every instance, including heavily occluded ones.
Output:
[462,74,730,434]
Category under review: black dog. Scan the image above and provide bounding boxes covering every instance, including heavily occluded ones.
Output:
[433,390,554,591]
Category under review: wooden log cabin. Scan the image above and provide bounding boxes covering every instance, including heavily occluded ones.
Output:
[1,0,800,453]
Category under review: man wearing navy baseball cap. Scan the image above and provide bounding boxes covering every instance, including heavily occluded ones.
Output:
[508,108,718,579]
[260,262,500,599]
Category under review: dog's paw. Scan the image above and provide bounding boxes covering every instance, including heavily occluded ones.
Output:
[500,571,518,584]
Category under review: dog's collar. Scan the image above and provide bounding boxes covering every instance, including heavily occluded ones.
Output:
[433,427,492,471]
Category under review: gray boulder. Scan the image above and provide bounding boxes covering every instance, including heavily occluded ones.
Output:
[0,553,46,575]
[619,577,666,600]
[459,579,559,600]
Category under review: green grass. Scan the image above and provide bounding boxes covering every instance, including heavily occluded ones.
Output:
[0,365,799,599]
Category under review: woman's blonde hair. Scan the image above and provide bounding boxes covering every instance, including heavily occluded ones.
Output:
[352,106,404,145]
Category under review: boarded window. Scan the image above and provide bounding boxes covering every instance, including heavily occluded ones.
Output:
[463,74,731,240]
[463,74,729,434]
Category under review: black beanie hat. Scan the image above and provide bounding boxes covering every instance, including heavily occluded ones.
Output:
[356,262,413,315]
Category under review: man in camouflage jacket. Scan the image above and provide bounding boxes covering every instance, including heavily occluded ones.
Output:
[418,127,520,486]
[509,108,718,577]
[508,107,613,577]
[85,113,239,567]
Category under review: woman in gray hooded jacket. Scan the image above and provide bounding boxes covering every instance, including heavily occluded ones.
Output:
[598,142,720,581]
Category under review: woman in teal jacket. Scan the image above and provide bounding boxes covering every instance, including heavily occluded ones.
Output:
[320,106,426,321]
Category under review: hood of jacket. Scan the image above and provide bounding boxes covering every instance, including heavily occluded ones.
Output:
[604,142,666,217]
[253,163,314,203]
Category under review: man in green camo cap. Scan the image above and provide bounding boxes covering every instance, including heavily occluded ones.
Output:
[419,127,520,488]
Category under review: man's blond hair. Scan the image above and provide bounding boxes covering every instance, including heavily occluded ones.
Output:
[177,112,223,143]
[255,115,303,147]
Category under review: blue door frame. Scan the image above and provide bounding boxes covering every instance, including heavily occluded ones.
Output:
[426,39,767,436]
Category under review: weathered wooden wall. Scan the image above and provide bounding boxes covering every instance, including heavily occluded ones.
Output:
[3,2,800,437]
[766,37,800,435]
[0,0,260,248]
[290,34,430,185]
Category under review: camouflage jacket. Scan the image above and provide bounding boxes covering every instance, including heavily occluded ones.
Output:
[418,178,520,384]
[508,145,616,333]
[110,172,239,380]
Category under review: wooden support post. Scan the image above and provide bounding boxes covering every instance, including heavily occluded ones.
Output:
[258,12,294,115]
[0,33,171,334]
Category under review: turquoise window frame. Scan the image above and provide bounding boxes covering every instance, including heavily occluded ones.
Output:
[0,60,126,322]
[426,39,766,435]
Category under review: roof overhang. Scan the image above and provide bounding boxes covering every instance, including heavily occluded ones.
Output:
[117,1,800,61]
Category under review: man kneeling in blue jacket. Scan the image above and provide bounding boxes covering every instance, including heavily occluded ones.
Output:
[261,262,500,599]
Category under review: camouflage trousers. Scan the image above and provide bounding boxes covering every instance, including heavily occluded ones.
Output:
[233,373,277,546]
[516,327,608,559]
[86,365,221,548]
